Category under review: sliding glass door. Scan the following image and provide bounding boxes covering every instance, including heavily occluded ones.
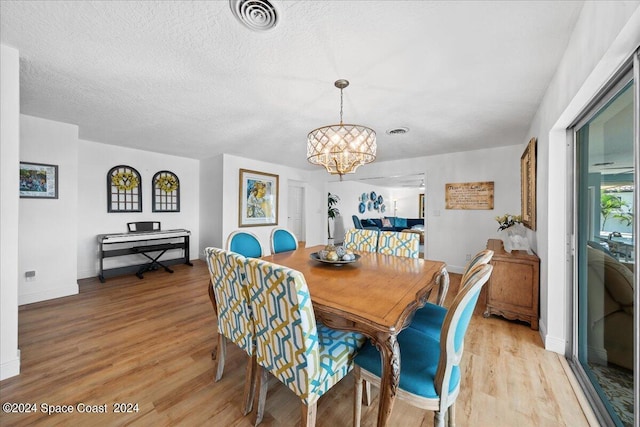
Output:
[573,52,638,426]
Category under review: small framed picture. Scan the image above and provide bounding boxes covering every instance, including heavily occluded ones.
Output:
[19,162,58,199]
[239,169,279,227]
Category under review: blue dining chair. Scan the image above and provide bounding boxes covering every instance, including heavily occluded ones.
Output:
[353,263,493,427]
[269,227,298,254]
[204,247,256,415]
[226,230,264,258]
[409,249,493,340]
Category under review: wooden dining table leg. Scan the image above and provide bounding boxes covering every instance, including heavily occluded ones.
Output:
[375,332,401,427]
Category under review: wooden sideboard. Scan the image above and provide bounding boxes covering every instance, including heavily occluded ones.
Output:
[484,239,540,330]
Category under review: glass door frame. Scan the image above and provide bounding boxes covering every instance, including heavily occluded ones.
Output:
[569,48,639,426]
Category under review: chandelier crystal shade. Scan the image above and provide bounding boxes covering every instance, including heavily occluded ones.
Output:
[307,80,376,177]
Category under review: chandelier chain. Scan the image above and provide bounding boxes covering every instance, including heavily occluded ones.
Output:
[339,87,344,125]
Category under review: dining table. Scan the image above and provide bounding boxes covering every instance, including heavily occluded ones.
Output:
[262,245,448,427]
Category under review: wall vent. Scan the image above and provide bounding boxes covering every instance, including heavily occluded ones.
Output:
[230,0,278,32]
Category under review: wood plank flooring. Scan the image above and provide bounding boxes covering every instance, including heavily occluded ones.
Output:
[0,260,590,426]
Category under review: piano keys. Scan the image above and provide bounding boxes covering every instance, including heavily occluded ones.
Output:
[97,229,192,282]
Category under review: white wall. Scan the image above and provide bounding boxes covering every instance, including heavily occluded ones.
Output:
[19,115,79,304]
[218,154,324,256]
[199,154,224,255]
[331,144,522,273]
[0,44,21,380]
[77,139,201,279]
[527,1,640,353]
[326,180,424,243]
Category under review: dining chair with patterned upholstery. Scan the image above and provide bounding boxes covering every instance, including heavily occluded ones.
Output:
[353,263,493,427]
[204,247,256,416]
[343,228,379,253]
[269,227,298,254]
[226,230,264,258]
[377,230,420,259]
[244,257,367,426]
[409,249,493,340]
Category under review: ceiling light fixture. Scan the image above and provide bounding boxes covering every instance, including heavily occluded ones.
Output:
[307,79,376,179]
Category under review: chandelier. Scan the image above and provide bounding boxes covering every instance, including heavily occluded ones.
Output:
[307,79,376,178]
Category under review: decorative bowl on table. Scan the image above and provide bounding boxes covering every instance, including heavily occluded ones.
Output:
[310,248,360,266]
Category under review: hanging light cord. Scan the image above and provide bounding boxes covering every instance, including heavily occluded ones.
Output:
[339,87,344,125]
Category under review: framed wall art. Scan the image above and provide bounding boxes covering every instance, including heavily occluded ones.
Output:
[152,170,180,212]
[521,137,537,230]
[419,193,425,218]
[19,162,58,199]
[107,165,142,212]
[239,169,279,227]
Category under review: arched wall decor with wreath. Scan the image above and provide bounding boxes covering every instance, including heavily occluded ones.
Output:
[107,165,142,212]
[152,170,180,212]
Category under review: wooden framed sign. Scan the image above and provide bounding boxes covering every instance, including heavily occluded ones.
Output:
[445,181,494,210]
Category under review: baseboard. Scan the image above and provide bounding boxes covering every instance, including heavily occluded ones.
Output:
[539,318,567,354]
[446,265,465,275]
[0,349,20,380]
[19,284,79,306]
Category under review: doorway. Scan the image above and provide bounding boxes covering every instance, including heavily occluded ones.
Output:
[572,56,637,426]
[287,182,305,244]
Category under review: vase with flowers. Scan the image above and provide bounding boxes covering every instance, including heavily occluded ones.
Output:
[495,213,532,254]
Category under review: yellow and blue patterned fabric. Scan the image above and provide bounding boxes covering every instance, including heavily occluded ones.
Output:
[204,247,254,355]
[244,257,366,405]
[377,230,420,258]
[343,228,379,253]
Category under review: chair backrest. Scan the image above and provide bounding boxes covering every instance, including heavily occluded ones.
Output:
[377,231,420,258]
[270,227,298,254]
[243,257,320,403]
[226,230,264,258]
[127,221,160,232]
[461,249,494,283]
[434,263,492,412]
[352,215,363,229]
[343,228,379,252]
[204,247,253,355]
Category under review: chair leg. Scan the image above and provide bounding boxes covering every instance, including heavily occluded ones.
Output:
[434,410,445,427]
[301,402,317,427]
[253,366,269,426]
[362,380,372,406]
[353,366,363,427]
[242,354,257,415]
[215,334,226,381]
[447,403,456,427]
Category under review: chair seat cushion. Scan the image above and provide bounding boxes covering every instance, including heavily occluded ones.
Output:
[408,302,447,340]
[354,328,460,399]
[312,323,366,397]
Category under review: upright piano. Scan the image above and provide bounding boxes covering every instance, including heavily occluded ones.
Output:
[97,228,192,282]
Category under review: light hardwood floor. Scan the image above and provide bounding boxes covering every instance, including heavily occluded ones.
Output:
[0,260,590,426]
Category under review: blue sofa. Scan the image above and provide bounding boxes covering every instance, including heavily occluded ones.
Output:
[352,215,423,232]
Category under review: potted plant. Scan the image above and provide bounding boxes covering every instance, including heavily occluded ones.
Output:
[327,192,340,244]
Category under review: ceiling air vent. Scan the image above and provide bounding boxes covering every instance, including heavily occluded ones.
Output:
[386,127,409,135]
[230,0,279,32]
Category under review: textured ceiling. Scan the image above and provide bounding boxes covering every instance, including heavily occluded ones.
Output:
[0,1,583,170]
